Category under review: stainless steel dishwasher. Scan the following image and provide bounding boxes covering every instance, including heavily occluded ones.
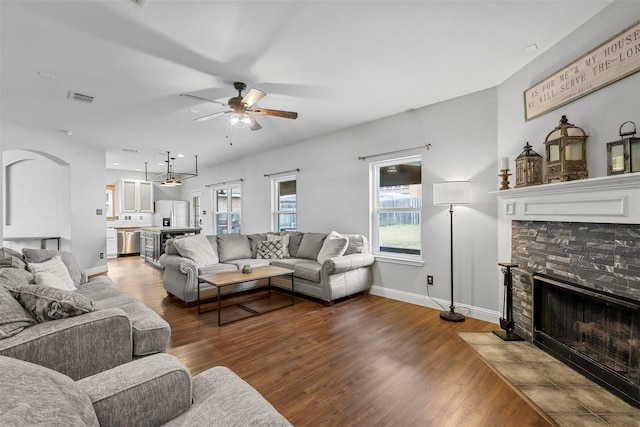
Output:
[117,229,141,256]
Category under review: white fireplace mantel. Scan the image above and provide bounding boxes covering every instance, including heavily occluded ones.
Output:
[489,174,640,224]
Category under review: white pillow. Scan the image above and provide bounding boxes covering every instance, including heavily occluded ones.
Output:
[172,233,219,267]
[316,236,349,264]
[27,256,75,291]
[34,271,76,291]
[267,234,290,257]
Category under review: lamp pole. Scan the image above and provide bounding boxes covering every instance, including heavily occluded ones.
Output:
[440,203,465,322]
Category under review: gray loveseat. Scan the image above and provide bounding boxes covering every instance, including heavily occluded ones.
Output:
[0,248,171,380]
[0,353,291,426]
[160,231,375,305]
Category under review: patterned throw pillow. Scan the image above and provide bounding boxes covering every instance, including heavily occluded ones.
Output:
[26,256,76,291]
[256,240,284,259]
[6,284,95,323]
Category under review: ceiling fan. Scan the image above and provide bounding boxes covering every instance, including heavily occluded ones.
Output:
[180,82,298,131]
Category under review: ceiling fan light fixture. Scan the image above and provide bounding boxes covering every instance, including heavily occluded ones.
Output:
[229,113,252,128]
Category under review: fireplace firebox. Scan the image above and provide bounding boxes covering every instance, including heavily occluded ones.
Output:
[533,273,639,407]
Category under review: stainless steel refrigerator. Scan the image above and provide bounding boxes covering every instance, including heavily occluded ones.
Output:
[153,200,189,228]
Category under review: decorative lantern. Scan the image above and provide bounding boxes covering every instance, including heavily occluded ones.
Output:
[515,142,543,187]
[544,115,588,183]
[607,121,640,175]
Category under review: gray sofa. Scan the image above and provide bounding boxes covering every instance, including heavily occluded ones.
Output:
[0,248,171,380]
[160,231,375,305]
[0,353,291,426]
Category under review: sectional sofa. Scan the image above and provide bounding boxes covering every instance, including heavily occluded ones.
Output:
[0,247,171,380]
[160,231,375,305]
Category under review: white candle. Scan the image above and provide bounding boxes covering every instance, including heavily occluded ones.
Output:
[500,157,509,171]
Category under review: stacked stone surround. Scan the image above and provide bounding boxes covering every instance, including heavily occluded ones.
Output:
[510,220,640,341]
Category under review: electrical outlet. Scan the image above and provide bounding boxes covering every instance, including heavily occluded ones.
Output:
[427,275,434,285]
[99,252,104,259]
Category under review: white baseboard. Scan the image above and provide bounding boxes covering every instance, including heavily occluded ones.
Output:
[85,264,108,277]
[369,285,501,324]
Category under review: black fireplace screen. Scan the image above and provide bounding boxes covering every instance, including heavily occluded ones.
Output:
[533,274,639,406]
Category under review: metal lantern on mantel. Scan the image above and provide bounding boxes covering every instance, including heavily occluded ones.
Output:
[544,115,588,183]
[606,121,640,175]
[515,142,543,187]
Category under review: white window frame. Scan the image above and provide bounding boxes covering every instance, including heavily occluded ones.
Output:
[370,155,423,264]
[212,183,242,235]
[272,175,297,232]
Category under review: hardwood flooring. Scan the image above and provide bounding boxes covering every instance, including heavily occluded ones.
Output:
[107,256,554,426]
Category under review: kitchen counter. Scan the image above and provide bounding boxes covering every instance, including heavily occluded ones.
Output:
[140,227,201,233]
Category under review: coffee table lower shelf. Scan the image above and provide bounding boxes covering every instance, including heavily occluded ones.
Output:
[197,266,294,326]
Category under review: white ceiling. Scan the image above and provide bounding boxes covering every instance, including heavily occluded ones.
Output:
[1,0,613,174]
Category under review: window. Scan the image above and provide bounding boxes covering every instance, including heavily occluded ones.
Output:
[190,190,202,228]
[273,176,297,231]
[371,156,422,259]
[213,185,241,234]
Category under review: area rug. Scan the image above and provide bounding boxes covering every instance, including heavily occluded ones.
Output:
[458,332,639,427]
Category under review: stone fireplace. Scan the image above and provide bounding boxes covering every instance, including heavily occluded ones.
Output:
[492,174,640,407]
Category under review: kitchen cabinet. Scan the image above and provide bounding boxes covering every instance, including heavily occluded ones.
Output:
[119,179,154,213]
[106,228,117,258]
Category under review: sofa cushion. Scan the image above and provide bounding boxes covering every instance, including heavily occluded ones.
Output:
[0,285,36,339]
[6,284,95,323]
[295,233,327,260]
[0,266,34,286]
[224,258,271,270]
[198,263,238,276]
[172,233,219,267]
[282,231,304,257]
[257,240,284,259]
[247,233,267,258]
[293,262,322,282]
[22,249,84,286]
[217,234,252,262]
[0,355,99,426]
[27,255,76,291]
[317,237,349,264]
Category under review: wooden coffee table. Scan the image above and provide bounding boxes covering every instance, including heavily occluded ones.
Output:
[197,265,294,326]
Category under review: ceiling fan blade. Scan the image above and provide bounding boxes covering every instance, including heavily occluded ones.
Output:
[250,108,298,120]
[180,93,227,106]
[248,114,262,131]
[242,88,266,108]
[193,111,228,122]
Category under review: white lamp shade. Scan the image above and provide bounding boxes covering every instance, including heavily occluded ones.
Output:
[433,181,471,206]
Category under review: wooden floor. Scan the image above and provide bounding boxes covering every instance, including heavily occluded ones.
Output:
[107,256,553,426]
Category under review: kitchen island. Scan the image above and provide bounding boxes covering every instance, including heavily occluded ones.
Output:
[140,227,201,267]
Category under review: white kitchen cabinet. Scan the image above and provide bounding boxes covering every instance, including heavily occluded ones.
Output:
[106,228,117,258]
[119,179,154,213]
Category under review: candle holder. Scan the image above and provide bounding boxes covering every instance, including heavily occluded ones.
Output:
[498,169,511,190]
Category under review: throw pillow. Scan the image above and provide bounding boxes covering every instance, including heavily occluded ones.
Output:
[256,240,284,259]
[296,233,327,260]
[0,267,34,286]
[34,272,75,291]
[6,284,95,323]
[327,231,365,255]
[22,249,84,286]
[0,285,36,339]
[172,234,219,267]
[0,254,27,270]
[317,237,349,264]
[27,256,76,291]
[267,234,290,257]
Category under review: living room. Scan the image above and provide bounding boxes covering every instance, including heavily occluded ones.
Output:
[1,1,639,425]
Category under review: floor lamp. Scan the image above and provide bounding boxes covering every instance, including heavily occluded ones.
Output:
[433,181,471,322]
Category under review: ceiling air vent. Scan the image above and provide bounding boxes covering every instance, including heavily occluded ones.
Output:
[68,91,94,104]
[130,0,148,7]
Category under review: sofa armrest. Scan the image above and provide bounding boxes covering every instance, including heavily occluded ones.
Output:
[160,254,200,302]
[0,308,132,380]
[77,353,192,426]
[322,253,375,275]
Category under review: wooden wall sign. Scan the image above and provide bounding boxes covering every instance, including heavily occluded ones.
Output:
[524,20,640,122]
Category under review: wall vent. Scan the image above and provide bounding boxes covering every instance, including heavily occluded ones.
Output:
[68,91,94,104]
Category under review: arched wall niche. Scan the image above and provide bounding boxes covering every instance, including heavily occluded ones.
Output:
[3,149,71,251]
